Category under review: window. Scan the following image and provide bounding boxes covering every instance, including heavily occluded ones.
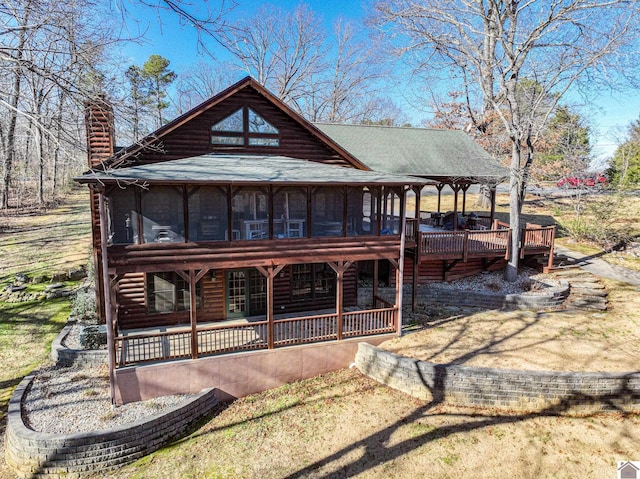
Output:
[211,107,280,147]
[147,272,201,313]
[291,263,335,301]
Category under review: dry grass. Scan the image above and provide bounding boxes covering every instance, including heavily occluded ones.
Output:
[0,188,92,283]
[382,278,640,372]
[93,368,639,479]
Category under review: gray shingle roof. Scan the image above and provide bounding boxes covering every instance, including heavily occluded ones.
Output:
[76,154,425,186]
[314,123,508,183]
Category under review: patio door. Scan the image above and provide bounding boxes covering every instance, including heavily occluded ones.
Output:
[226,269,267,318]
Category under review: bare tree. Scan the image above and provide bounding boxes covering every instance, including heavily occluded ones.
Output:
[298,19,390,123]
[0,0,115,208]
[373,0,640,280]
[220,3,328,109]
[172,61,234,115]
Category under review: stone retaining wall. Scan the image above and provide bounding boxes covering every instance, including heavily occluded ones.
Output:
[5,375,219,478]
[355,343,640,412]
[50,324,107,367]
[422,279,569,311]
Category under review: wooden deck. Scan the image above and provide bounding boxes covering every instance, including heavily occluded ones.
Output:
[405,218,555,263]
[115,305,397,367]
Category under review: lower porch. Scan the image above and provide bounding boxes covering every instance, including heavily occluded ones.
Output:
[116,301,397,367]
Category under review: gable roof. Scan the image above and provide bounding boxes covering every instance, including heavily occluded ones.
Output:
[77,154,424,186]
[314,123,508,183]
[101,77,368,171]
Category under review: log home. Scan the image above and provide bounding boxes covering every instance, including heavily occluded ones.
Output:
[77,77,423,405]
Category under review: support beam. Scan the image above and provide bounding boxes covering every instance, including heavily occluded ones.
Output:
[489,186,497,226]
[98,192,117,406]
[373,259,379,309]
[256,265,278,349]
[452,184,461,230]
[327,261,345,340]
[461,183,470,215]
[436,183,444,213]
[189,270,198,359]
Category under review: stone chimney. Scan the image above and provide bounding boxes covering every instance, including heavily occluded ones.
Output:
[85,95,115,169]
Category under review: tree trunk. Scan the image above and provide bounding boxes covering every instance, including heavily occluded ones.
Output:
[505,140,522,281]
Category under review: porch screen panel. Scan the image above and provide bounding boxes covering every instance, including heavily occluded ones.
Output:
[347,186,373,237]
[232,187,269,240]
[188,186,228,241]
[273,187,307,238]
[311,186,344,237]
[141,186,185,243]
[381,188,401,235]
[107,187,138,244]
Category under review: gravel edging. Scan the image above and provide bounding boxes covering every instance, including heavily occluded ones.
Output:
[5,373,219,478]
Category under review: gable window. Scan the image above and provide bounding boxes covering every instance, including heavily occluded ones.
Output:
[211,107,280,147]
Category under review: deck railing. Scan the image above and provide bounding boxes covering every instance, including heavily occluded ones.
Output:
[115,308,397,367]
[418,225,554,260]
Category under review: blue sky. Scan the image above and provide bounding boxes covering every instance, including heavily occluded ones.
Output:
[114,0,639,163]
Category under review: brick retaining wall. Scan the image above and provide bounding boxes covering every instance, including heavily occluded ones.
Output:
[5,374,219,478]
[355,343,640,412]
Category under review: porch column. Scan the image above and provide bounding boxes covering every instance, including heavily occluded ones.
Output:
[414,185,421,220]
[461,184,470,215]
[189,271,198,359]
[183,269,210,360]
[373,259,379,308]
[436,183,444,213]
[256,265,286,349]
[328,262,345,340]
[452,184,461,230]
[98,192,116,405]
[489,186,497,226]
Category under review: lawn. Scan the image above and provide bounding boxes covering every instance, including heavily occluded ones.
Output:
[0,191,91,479]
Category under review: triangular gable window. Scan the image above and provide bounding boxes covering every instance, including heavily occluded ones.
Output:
[211,107,280,147]
[212,109,243,133]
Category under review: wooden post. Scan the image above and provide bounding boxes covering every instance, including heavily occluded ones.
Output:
[489,186,497,226]
[414,185,421,221]
[373,259,379,308]
[189,270,198,359]
[546,226,556,271]
[256,265,283,349]
[328,262,344,340]
[436,183,444,213]
[98,192,117,406]
[452,184,460,230]
[461,183,470,215]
